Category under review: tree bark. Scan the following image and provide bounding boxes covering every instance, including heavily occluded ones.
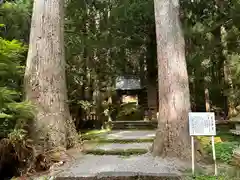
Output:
[152,0,192,161]
[224,61,237,117]
[221,26,237,118]
[24,0,78,153]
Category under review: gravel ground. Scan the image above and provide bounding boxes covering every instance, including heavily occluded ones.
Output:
[56,153,187,177]
[99,130,156,140]
[89,142,152,151]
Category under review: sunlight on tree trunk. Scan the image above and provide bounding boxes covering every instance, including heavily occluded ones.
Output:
[204,86,210,112]
[152,0,192,160]
[223,60,237,117]
[204,71,211,112]
[24,0,78,153]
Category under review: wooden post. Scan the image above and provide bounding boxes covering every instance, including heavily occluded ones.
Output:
[191,136,195,175]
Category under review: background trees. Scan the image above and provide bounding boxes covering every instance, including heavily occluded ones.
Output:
[182,0,240,117]
[65,0,155,129]
[64,0,240,126]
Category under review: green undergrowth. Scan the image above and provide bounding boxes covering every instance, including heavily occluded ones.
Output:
[184,165,240,179]
[197,132,240,163]
[185,169,240,179]
[186,175,239,180]
[84,148,148,156]
[206,141,239,163]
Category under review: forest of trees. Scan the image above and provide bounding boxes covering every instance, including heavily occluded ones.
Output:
[1,0,240,178]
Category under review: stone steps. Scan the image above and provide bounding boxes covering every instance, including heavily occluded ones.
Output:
[108,121,158,130]
[54,130,186,179]
[55,154,183,179]
[86,142,152,151]
[84,131,155,156]
[98,130,156,140]
[84,142,151,155]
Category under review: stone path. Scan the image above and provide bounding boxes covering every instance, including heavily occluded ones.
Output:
[57,154,182,177]
[53,130,186,178]
[89,142,152,151]
[99,130,156,140]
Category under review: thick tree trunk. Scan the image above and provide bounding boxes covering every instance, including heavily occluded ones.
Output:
[24,0,78,153]
[152,0,192,160]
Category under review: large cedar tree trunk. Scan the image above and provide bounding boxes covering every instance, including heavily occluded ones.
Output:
[152,0,192,160]
[24,0,78,153]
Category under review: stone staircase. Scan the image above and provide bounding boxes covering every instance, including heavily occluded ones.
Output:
[54,118,184,179]
[56,130,183,179]
[83,130,155,156]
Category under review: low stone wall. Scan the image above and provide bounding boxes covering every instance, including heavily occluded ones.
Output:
[216,120,235,131]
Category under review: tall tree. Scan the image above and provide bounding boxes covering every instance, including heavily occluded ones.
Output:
[24,0,78,153]
[152,0,192,160]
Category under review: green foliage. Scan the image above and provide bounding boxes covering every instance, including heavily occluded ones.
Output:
[0,37,26,85]
[81,129,110,140]
[0,36,33,137]
[0,0,33,139]
[116,102,143,120]
[65,0,154,125]
[205,141,239,163]
[0,2,34,177]
[64,0,240,124]
[0,0,32,41]
[78,100,93,111]
[182,0,240,114]
[189,175,238,180]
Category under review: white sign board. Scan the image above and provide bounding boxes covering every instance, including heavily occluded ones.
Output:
[189,112,216,136]
[189,112,217,176]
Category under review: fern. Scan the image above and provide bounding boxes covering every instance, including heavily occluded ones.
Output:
[0,37,33,138]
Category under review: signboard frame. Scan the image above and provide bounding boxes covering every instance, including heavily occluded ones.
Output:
[188,112,217,176]
[189,112,216,136]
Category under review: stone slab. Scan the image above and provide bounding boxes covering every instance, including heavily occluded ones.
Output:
[99,130,155,140]
[89,143,152,151]
[56,154,186,178]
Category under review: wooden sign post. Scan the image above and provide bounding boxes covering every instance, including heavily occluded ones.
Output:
[189,112,217,176]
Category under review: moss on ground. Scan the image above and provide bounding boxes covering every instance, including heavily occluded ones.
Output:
[84,148,148,156]
[81,129,111,140]
[88,138,154,144]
